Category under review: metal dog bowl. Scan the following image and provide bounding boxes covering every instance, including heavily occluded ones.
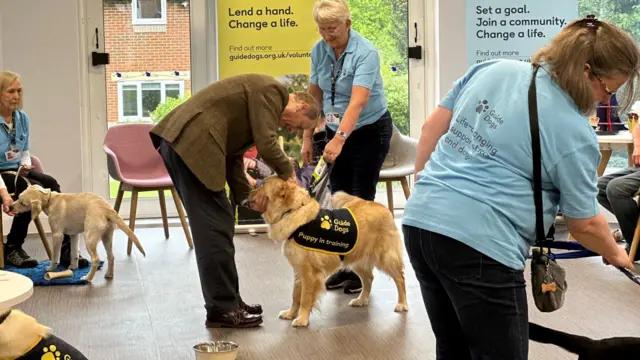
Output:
[193,341,239,360]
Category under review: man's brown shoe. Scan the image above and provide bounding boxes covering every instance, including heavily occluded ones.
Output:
[240,301,263,315]
[205,308,263,328]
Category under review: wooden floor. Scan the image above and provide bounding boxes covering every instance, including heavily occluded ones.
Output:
[12,220,640,360]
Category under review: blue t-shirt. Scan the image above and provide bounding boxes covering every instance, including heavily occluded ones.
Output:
[309,29,388,131]
[0,110,30,170]
[402,59,601,270]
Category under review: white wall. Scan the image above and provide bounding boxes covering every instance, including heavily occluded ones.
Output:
[0,0,86,233]
[436,0,617,223]
[437,0,467,103]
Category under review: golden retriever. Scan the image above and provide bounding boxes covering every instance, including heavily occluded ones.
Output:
[9,185,146,283]
[249,176,408,328]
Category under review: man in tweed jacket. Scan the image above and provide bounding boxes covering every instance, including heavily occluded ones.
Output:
[150,73,320,328]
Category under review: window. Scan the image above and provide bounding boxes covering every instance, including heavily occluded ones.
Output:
[117,80,184,122]
[578,1,640,174]
[132,0,166,25]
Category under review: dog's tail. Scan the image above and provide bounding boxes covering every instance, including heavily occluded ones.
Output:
[107,211,146,257]
[331,191,358,208]
[529,322,594,355]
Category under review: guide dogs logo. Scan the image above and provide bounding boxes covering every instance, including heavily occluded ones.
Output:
[291,208,359,256]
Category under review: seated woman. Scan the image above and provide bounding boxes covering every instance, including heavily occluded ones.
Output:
[0,71,87,268]
[597,114,640,261]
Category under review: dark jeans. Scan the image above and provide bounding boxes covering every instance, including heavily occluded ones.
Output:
[597,167,640,260]
[2,170,71,250]
[158,139,241,315]
[325,111,393,201]
[403,225,528,360]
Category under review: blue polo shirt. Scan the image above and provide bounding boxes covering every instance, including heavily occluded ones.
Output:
[0,110,30,170]
[309,29,388,131]
[402,59,600,270]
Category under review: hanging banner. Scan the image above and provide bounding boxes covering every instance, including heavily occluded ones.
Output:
[216,0,319,79]
[466,1,578,67]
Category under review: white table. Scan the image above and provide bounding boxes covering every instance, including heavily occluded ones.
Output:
[597,130,633,176]
[0,270,34,311]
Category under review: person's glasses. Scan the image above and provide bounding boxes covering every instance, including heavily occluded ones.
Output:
[592,70,615,96]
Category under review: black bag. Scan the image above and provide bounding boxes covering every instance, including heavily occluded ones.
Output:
[528,64,568,313]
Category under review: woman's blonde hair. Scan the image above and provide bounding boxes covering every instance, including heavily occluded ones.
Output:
[0,71,23,110]
[312,0,350,24]
[531,17,640,115]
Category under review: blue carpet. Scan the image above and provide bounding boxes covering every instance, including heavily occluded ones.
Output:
[3,260,104,286]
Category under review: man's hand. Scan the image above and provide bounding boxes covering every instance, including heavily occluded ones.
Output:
[323,137,345,164]
[287,172,300,187]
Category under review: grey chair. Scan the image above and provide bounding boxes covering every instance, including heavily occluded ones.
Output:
[379,125,419,212]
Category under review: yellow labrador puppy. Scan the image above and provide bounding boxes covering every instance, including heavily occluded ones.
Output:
[250,176,408,328]
[9,185,146,282]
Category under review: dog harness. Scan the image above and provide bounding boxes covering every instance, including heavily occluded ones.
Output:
[0,311,88,360]
[290,208,359,256]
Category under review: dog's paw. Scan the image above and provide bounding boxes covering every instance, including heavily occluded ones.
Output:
[104,272,114,280]
[278,309,296,320]
[394,303,409,312]
[80,275,92,283]
[46,263,57,272]
[68,264,78,270]
[291,317,309,328]
[349,298,369,307]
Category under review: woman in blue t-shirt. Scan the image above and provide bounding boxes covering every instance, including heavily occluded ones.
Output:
[304,0,393,294]
[0,71,87,269]
[403,17,637,359]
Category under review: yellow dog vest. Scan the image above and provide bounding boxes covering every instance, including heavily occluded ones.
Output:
[290,208,359,256]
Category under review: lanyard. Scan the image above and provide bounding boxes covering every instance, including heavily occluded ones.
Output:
[330,55,346,108]
[1,122,16,150]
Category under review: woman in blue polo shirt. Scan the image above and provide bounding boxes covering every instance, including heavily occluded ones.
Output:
[0,71,87,269]
[304,0,392,293]
[402,18,636,359]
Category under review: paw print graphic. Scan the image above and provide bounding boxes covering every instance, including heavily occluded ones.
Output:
[476,100,489,114]
[320,215,332,230]
[41,345,66,360]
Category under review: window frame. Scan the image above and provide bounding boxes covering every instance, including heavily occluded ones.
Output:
[131,0,167,26]
[116,80,185,122]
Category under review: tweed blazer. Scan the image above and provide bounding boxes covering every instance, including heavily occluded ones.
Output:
[150,73,294,203]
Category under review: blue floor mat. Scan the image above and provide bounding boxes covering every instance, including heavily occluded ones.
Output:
[3,260,104,286]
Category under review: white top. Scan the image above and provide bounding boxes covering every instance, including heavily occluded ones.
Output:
[0,270,34,311]
[597,130,633,145]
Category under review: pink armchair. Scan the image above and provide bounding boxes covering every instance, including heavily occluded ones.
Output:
[103,123,193,255]
[0,155,53,268]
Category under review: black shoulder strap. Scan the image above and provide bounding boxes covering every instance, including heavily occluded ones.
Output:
[527,65,547,247]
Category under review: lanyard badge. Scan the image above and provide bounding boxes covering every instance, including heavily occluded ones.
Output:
[1,123,16,151]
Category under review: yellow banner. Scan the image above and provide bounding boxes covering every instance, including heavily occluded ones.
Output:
[217,0,320,79]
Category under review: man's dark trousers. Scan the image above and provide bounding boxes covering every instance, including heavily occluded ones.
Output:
[158,139,240,315]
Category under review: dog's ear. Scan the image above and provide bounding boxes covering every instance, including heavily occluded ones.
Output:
[37,187,51,195]
[30,199,42,220]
